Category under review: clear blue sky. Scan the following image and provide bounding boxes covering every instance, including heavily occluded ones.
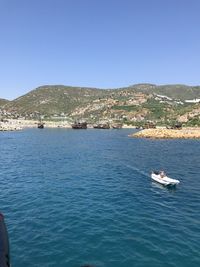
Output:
[0,0,200,100]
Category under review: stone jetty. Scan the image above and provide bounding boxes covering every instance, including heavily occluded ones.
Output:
[132,128,200,139]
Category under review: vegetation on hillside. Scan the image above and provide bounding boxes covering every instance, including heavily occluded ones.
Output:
[0,84,200,126]
[0,99,9,107]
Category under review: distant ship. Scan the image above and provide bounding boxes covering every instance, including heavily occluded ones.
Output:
[166,122,182,130]
[112,123,122,129]
[38,122,44,129]
[71,122,87,129]
[143,121,156,129]
[93,123,110,129]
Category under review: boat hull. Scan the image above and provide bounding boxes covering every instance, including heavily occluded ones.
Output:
[93,124,110,129]
[71,122,87,129]
[151,173,180,186]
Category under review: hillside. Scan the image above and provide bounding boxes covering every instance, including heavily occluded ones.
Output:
[130,84,200,100]
[1,84,200,126]
[0,98,9,107]
[4,85,107,118]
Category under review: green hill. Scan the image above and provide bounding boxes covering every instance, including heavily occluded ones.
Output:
[4,85,107,117]
[128,84,200,100]
[0,98,9,107]
[1,84,200,125]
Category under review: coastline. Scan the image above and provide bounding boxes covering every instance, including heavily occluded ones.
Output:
[0,119,72,131]
[131,127,200,139]
[122,125,136,129]
[0,119,138,131]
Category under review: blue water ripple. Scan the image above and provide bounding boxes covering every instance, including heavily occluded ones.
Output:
[0,129,199,267]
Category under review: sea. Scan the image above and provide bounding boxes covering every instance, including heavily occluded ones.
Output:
[0,128,199,267]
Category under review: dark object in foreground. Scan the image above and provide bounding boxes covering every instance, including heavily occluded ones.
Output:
[0,213,10,267]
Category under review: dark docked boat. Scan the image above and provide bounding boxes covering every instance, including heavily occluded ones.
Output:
[143,121,156,129]
[166,122,182,130]
[93,123,110,129]
[71,122,87,129]
[38,122,44,129]
[112,123,123,129]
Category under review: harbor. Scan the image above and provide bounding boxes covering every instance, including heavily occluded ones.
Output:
[0,119,133,131]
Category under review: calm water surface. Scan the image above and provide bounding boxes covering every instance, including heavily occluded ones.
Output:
[0,129,200,267]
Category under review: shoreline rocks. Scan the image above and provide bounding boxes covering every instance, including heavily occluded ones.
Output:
[0,119,139,131]
[0,119,72,131]
[131,128,200,139]
[0,125,22,131]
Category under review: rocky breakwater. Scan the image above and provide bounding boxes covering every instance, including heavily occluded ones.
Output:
[131,128,200,139]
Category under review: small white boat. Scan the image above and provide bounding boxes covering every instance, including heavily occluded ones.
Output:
[151,171,180,186]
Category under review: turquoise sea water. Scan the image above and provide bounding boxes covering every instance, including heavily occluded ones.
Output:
[0,129,200,267]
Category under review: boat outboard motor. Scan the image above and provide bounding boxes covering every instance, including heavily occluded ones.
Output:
[0,213,10,267]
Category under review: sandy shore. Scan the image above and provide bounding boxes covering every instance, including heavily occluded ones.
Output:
[131,127,200,139]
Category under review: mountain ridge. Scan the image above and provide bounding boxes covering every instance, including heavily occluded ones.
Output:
[1,84,200,126]
[0,98,10,106]
[2,83,200,101]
